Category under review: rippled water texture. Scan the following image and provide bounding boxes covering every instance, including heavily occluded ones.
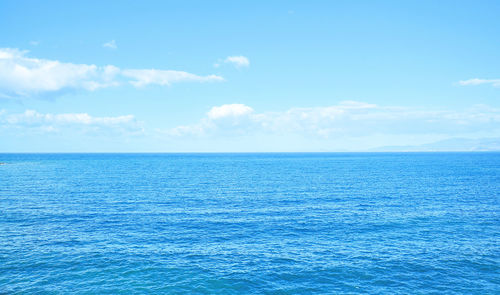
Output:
[0,153,499,294]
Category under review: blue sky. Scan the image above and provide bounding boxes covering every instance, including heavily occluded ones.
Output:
[0,0,499,152]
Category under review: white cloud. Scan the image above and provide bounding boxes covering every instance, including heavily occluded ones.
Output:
[0,109,143,134]
[4,110,134,125]
[207,104,254,119]
[162,101,500,138]
[0,48,119,97]
[103,40,117,49]
[458,78,500,87]
[224,56,250,68]
[0,48,224,98]
[122,69,224,87]
[162,104,255,137]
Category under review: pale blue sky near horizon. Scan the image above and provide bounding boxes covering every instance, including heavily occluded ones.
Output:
[0,0,499,152]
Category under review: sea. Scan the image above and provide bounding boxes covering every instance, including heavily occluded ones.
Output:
[0,153,499,294]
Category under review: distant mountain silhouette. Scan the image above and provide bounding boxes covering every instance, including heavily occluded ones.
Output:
[372,137,500,152]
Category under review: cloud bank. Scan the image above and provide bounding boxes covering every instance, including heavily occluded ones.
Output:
[0,48,224,98]
[2,102,499,152]
[162,101,500,139]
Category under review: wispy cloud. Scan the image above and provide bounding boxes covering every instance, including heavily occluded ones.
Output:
[458,78,500,87]
[103,40,117,49]
[0,109,143,134]
[122,69,224,87]
[0,48,224,98]
[224,56,250,68]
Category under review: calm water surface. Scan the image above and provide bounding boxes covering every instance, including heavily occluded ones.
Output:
[0,153,499,294]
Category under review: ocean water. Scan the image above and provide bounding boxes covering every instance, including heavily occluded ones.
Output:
[0,153,499,294]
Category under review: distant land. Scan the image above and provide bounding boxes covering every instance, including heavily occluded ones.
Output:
[372,137,500,152]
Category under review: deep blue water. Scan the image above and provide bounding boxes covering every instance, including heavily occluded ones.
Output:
[0,153,499,294]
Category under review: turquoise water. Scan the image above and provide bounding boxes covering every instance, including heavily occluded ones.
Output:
[0,153,499,294]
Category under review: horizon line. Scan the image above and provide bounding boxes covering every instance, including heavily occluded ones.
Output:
[1,151,499,154]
